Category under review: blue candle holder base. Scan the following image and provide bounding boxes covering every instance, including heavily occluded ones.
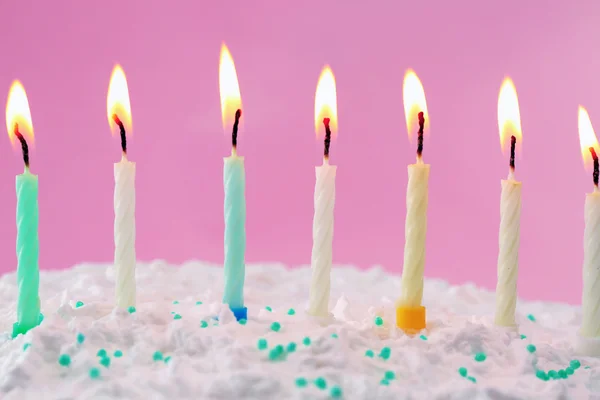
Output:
[230,306,247,321]
[12,313,44,339]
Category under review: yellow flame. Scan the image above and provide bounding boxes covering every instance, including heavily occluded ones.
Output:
[314,65,338,137]
[402,69,429,141]
[5,80,34,147]
[219,43,242,131]
[497,77,522,155]
[578,106,600,170]
[107,64,132,136]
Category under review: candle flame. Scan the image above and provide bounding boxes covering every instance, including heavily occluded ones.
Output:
[402,69,429,141]
[497,77,522,155]
[5,80,34,148]
[314,65,338,138]
[219,43,242,132]
[578,106,600,170]
[107,64,132,136]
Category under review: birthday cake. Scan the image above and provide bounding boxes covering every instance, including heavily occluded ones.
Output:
[0,261,597,400]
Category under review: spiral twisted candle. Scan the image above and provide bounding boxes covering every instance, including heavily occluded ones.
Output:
[114,158,136,308]
[581,191,600,337]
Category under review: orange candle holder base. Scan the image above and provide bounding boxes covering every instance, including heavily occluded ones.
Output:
[396,305,426,333]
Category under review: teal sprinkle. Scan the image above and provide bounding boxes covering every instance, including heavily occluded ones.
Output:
[565,367,574,375]
[467,376,477,383]
[330,386,343,398]
[89,367,101,379]
[295,377,308,388]
[257,338,268,350]
[384,370,396,380]
[173,314,182,320]
[96,349,107,357]
[99,356,110,368]
[127,306,136,314]
[23,343,31,351]
[365,349,374,358]
[287,308,296,315]
[302,337,311,346]
[585,366,591,369]
[535,370,548,381]
[520,334,527,339]
[380,379,390,386]
[171,311,175,314]
[526,344,536,354]
[527,314,536,322]
[331,333,338,338]
[548,370,558,379]
[200,321,209,328]
[172,300,179,304]
[153,351,163,361]
[58,354,71,367]
[474,352,487,362]
[238,319,247,325]
[374,316,384,326]
[195,301,202,305]
[419,335,428,341]
[314,377,327,390]
[458,367,468,377]
[286,342,297,353]
[570,360,581,369]
[164,356,172,364]
[114,350,123,358]
[77,333,85,344]
[558,369,567,379]
[270,322,281,332]
[268,345,285,361]
[379,347,391,360]
[265,306,272,312]
[75,301,84,308]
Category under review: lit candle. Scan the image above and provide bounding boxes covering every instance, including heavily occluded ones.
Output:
[107,65,136,308]
[5,80,43,337]
[494,77,523,327]
[307,66,338,317]
[219,44,247,321]
[396,69,430,333]
[577,106,600,343]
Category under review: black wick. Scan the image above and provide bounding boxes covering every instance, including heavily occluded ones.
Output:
[509,135,516,172]
[590,147,599,187]
[232,109,242,151]
[417,112,425,158]
[112,114,127,155]
[14,124,29,168]
[323,118,332,161]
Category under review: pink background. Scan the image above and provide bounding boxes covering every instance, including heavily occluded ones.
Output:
[1,0,599,304]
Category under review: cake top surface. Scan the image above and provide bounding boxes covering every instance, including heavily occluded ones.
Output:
[0,261,598,399]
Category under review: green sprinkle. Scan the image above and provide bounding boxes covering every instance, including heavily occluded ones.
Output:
[585,366,591,369]
[314,377,327,390]
[257,338,268,350]
[99,356,110,368]
[287,308,296,315]
[114,350,123,358]
[570,360,581,369]
[97,349,107,357]
[58,354,71,367]
[172,300,179,304]
[548,370,558,379]
[75,301,84,308]
[384,370,396,380]
[535,370,548,381]
[526,344,536,353]
[331,333,338,338]
[558,369,567,379]
[380,379,390,386]
[458,367,468,377]
[164,356,172,364]
[520,334,527,339]
[200,320,208,328]
[295,377,308,388]
[170,311,175,314]
[89,367,101,379]
[467,376,477,383]
[474,352,487,362]
[302,337,311,346]
[527,314,536,322]
[330,386,343,398]
[419,335,428,341]
[238,319,247,325]
[77,333,85,344]
[270,322,281,332]
[127,306,136,314]
[153,351,163,361]
[173,314,182,320]
[268,345,285,361]
[23,343,31,351]
[379,347,391,360]
[286,342,297,353]
[565,367,574,375]
[265,306,272,312]
[365,349,374,358]
[195,301,202,305]
[374,316,384,326]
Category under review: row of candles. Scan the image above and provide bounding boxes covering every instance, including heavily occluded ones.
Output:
[4,44,600,355]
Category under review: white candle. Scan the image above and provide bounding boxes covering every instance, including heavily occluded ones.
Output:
[114,155,136,308]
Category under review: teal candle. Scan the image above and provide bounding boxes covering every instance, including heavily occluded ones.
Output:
[223,152,246,310]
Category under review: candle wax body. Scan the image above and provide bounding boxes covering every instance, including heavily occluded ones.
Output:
[494,177,522,327]
[223,155,246,309]
[308,163,337,317]
[114,157,136,308]
[581,191,600,337]
[398,162,430,308]
[14,170,41,334]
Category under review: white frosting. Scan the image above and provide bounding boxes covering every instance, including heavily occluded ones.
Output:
[0,261,598,399]
[114,159,136,308]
